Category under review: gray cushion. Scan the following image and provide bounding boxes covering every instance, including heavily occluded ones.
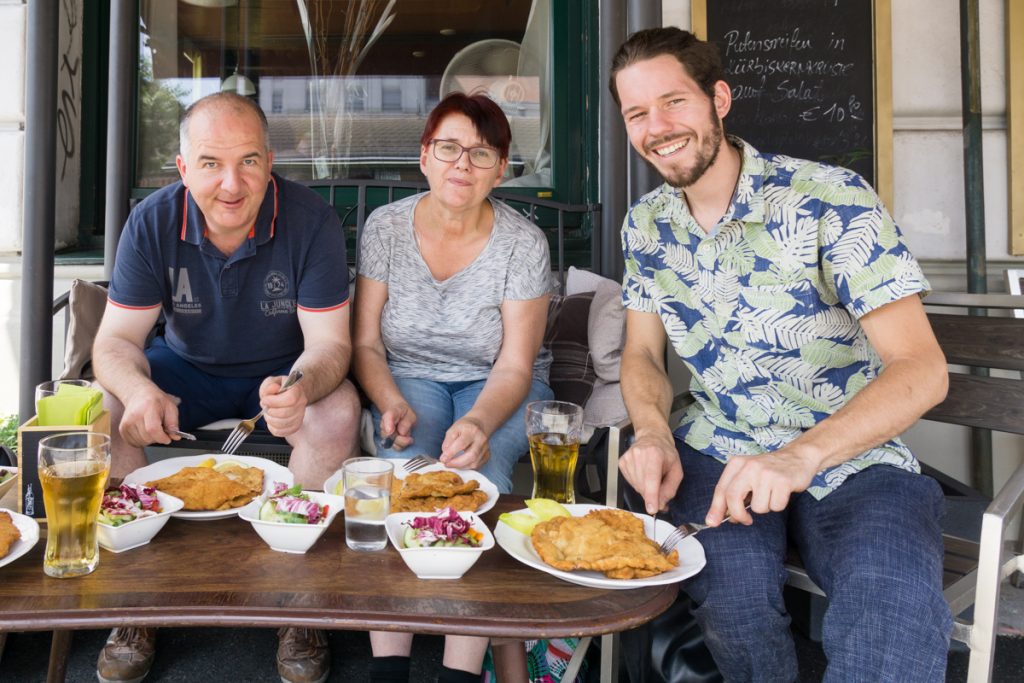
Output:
[59,279,108,381]
[543,292,597,409]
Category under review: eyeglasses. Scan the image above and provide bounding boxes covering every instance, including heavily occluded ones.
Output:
[429,139,500,169]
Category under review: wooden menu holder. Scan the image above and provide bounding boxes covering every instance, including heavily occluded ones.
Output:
[16,411,110,519]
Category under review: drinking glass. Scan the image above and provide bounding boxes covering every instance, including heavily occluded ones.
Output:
[342,458,393,551]
[35,379,92,415]
[525,400,584,504]
[37,432,110,578]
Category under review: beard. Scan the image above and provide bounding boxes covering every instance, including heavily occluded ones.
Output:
[645,107,725,189]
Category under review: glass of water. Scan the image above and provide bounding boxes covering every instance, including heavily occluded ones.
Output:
[342,458,393,551]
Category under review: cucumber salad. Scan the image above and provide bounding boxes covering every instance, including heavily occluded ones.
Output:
[402,507,483,548]
[99,483,162,526]
[258,483,327,524]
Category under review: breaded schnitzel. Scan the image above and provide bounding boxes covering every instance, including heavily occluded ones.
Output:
[146,465,263,511]
[531,508,679,579]
[389,470,488,512]
[0,510,21,558]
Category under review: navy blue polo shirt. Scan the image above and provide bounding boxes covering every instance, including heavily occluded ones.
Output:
[108,173,349,377]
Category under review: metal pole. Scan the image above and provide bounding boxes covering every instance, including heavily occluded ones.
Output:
[104,0,136,279]
[19,1,60,423]
[626,0,662,202]
[599,0,628,280]
[960,0,992,497]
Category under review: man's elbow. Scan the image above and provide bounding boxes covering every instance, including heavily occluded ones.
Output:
[924,355,949,410]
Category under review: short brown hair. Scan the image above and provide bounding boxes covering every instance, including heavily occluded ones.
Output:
[609,27,726,106]
[420,92,511,160]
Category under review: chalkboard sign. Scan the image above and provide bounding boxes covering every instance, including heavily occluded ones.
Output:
[693,0,892,205]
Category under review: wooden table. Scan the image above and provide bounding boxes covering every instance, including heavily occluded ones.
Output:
[0,498,677,681]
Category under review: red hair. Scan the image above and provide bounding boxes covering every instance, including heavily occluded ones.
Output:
[420,92,511,160]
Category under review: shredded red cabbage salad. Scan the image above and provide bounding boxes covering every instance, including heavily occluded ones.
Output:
[268,482,324,524]
[406,507,475,544]
[100,483,162,524]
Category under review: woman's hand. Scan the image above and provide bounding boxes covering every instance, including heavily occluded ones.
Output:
[380,401,417,451]
[440,416,491,470]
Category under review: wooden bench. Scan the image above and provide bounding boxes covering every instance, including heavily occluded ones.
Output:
[783,292,1024,683]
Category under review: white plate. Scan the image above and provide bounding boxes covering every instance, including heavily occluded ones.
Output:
[494,504,706,590]
[322,459,499,515]
[124,454,293,520]
[0,508,40,569]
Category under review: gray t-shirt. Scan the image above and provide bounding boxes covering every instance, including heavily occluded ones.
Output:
[359,193,553,383]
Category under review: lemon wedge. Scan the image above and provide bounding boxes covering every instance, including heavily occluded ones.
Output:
[334,481,344,495]
[197,457,216,468]
[354,497,386,516]
[498,512,539,535]
[525,498,571,521]
[213,460,247,473]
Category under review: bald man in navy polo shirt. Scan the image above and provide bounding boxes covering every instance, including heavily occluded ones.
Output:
[93,92,359,683]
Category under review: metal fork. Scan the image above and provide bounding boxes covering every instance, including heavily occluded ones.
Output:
[402,454,440,473]
[220,370,303,455]
[659,504,751,554]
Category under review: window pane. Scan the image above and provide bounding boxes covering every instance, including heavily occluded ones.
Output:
[137,0,551,187]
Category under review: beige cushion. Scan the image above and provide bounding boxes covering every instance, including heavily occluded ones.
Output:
[59,280,108,381]
[585,379,628,428]
[566,267,625,383]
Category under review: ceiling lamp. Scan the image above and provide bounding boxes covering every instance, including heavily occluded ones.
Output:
[182,0,238,7]
[221,69,256,96]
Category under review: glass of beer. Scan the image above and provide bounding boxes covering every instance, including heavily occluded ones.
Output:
[526,401,584,504]
[37,432,110,578]
[342,458,393,551]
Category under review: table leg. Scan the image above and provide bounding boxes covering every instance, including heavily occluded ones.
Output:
[490,639,528,683]
[47,630,72,683]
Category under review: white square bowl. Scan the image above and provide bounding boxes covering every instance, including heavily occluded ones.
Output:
[238,491,343,554]
[385,511,494,580]
[97,491,185,553]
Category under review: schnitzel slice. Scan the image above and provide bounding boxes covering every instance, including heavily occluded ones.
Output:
[399,471,480,498]
[390,489,488,513]
[531,508,679,579]
[388,469,488,512]
[0,511,22,558]
[146,466,262,511]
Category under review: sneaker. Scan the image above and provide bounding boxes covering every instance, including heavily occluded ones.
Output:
[277,627,329,683]
[96,627,156,683]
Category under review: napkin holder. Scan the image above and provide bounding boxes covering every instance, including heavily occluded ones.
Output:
[16,410,110,519]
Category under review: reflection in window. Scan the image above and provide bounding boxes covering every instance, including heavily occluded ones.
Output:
[136,0,551,187]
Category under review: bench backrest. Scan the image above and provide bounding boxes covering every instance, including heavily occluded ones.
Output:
[923,294,1024,437]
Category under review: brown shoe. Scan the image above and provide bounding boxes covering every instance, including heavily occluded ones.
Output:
[96,627,155,683]
[277,627,329,683]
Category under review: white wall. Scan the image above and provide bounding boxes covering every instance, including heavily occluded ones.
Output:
[0,1,26,255]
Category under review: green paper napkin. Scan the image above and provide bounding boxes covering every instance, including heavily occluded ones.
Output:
[36,383,104,426]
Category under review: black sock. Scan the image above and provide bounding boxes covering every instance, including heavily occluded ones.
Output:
[436,664,482,683]
[370,655,411,683]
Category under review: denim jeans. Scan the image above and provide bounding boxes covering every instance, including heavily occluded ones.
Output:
[670,441,951,682]
[370,377,553,493]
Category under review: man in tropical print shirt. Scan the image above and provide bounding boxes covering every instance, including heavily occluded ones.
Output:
[610,28,952,681]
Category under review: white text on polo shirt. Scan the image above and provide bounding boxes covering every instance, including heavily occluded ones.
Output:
[260,300,297,316]
[169,267,202,314]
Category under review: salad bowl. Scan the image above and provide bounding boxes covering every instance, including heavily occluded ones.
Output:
[97,489,185,553]
[239,489,343,554]
[385,510,494,579]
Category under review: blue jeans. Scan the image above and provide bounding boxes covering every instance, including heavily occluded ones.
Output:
[670,442,951,682]
[370,377,554,494]
[145,336,292,431]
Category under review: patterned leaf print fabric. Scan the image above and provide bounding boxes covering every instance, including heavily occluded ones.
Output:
[621,137,930,498]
